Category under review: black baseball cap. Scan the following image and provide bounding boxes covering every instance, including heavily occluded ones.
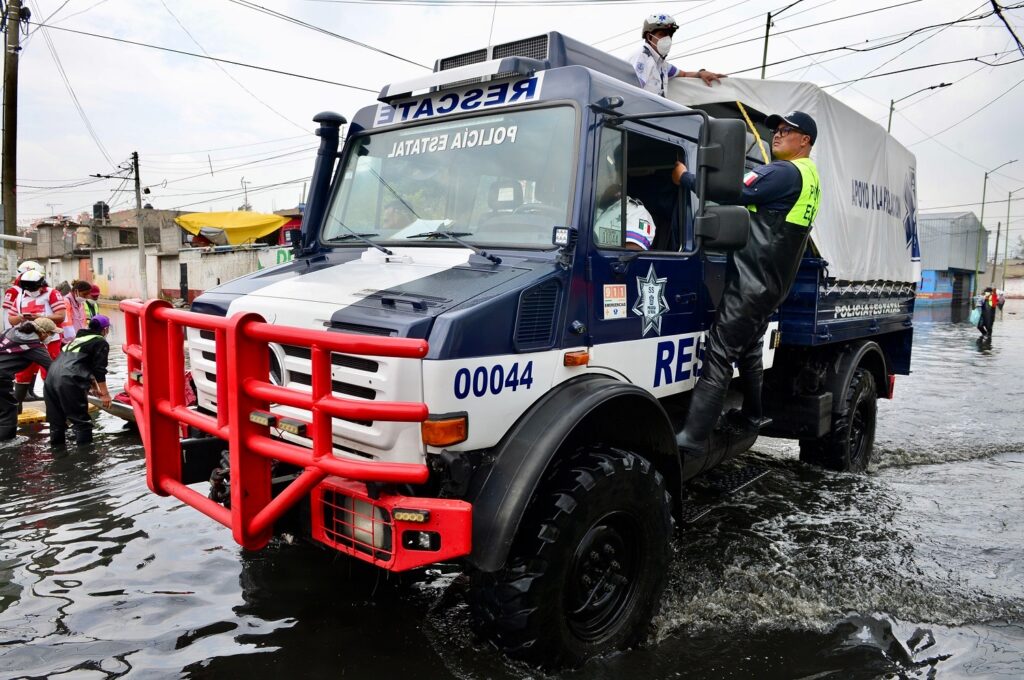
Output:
[765,110,817,144]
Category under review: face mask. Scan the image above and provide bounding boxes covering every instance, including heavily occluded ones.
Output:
[654,36,672,58]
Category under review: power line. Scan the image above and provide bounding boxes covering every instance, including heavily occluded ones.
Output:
[168,176,311,210]
[158,0,308,133]
[678,0,924,59]
[990,0,1024,56]
[663,0,841,60]
[921,195,1024,210]
[303,0,704,4]
[602,0,759,55]
[52,0,112,25]
[745,1,1024,78]
[831,1,989,94]
[143,134,310,157]
[40,27,116,167]
[225,0,429,69]
[25,21,379,92]
[158,147,317,187]
[907,72,1024,144]
[817,51,1021,87]
[142,141,316,169]
[591,0,716,46]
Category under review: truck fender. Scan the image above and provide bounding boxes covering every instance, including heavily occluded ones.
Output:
[464,374,679,573]
[825,340,889,410]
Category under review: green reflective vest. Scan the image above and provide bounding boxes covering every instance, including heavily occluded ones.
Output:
[749,157,821,228]
[63,333,101,353]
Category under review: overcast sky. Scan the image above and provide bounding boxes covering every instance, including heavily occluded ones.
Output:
[11,0,1024,252]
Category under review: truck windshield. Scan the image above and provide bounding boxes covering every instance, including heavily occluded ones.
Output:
[322,106,576,249]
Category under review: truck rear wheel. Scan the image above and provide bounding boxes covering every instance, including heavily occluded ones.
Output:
[468,446,673,668]
[799,367,877,472]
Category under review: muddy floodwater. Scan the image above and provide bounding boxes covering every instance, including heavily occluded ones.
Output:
[2,302,1022,679]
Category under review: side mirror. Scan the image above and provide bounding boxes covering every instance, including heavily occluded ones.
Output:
[695,205,749,250]
[697,118,747,204]
[288,227,304,255]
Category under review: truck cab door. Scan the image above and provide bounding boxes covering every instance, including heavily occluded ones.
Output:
[585,127,707,397]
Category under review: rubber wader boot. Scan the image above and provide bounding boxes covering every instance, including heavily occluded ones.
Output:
[25,385,42,402]
[726,370,772,434]
[13,382,30,416]
[73,424,93,447]
[676,380,728,456]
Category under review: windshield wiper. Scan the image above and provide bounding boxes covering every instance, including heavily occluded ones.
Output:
[326,218,393,256]
[406,228,501,265]
[330,232,380,241]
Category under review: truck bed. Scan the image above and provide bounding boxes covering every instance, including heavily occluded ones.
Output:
[778,257,915,364]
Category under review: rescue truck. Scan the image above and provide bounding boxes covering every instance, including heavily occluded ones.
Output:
[122,33,917,667]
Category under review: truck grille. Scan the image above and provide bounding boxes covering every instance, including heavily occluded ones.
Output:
[187,327,425,464]
[492,35,548,62]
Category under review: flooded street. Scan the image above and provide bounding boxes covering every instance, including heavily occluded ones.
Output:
[2,303,1022,679]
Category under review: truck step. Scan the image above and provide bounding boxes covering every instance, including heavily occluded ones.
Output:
[677,502,714,524]
[678,465,771,525]
[705,464,771,495]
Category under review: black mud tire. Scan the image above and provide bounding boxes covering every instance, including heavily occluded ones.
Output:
[799,368,877,472]
[467,446,673,669]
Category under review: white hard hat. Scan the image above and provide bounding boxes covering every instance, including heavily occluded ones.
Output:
[642,13,679,38]
[17,260,43,275]
[20,269,45,283]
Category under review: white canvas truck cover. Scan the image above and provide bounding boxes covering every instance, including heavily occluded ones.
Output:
[667,77,919,285]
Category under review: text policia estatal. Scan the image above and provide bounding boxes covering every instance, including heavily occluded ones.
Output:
[387,125,518,158]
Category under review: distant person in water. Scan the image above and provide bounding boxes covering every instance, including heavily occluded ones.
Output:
[977,286,999,340]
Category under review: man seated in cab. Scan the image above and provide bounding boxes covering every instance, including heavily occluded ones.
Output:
[593,142,656,251]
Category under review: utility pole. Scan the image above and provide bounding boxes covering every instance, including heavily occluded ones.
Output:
[2,0,26,280]
[1005,187,1023,291]
[133,151,149,300]
[887,83,951,133]
[991,221,1001,286]
[974,159,1016,298]
[241,177,251,210]
[760,12,772,79]
[760,1,803,79]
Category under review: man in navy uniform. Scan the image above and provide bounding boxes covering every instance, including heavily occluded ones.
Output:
[672,111,822,454]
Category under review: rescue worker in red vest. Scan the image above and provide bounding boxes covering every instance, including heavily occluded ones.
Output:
[672,111,822,455]
[44,314,112,447]
[4,268,66,404]
[0,318,57,440]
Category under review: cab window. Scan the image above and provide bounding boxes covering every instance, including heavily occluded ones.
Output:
[592,127,691,252]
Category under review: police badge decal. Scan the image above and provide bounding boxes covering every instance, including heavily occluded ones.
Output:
[632,264,670,336]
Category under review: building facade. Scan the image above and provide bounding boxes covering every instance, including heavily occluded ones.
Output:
[916,211,988,307]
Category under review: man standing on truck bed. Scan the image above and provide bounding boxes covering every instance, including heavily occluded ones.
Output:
[629,13,725,97]
[672,111,821,455]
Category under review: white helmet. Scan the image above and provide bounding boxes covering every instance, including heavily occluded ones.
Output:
[17,260,43,275]
[20,269,45,284]
[642,13,679,38]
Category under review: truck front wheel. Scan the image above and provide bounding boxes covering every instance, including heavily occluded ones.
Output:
[468,446,673,668]
[799,367,877,472]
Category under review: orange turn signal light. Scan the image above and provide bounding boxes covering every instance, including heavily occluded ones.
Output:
[421,414,468,447]
[563,350,590,367]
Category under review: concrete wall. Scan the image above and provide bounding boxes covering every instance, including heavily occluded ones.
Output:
[1004,278,1024,299]
[90,246,162,299]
